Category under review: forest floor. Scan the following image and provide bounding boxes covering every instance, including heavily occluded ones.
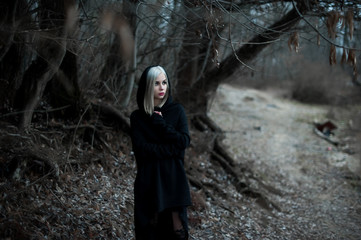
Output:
[205,84,361,240]
[1,83,361,239]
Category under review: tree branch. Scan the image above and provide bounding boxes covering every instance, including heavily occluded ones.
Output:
[291,0,361,51]
[187,6,304,114]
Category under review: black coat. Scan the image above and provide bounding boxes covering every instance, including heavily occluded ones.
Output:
[130,67,192,237]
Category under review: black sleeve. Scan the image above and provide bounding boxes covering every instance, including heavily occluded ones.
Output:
[130,112,181,160]
[150,105,190,150]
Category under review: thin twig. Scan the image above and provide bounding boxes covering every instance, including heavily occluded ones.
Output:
[47,186,67,210]
[228,0,256,71]
[66,103,92,167]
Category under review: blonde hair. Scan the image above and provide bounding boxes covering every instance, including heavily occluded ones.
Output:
[143,66,169,115]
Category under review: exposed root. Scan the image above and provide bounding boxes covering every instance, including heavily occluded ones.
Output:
[189,115,283,212]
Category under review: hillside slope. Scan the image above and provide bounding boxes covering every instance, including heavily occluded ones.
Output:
[1,84,360,239]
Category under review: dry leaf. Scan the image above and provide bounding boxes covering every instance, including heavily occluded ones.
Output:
[317,33,320,46]
[327,11,341,39]
[288,32,299,53]
[329,45,336,65]
[347,49,356,66]
[346,9,354,40]
[341,48,347,64]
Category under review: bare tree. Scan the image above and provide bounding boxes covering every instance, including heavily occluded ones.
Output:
[174,0,360,115]
[0,0,359,128]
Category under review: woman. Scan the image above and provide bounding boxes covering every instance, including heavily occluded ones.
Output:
[130,66,192,239]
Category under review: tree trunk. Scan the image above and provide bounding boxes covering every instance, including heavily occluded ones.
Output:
[0,0,18,61]
[98,0,137,108]
[0,45,22,114]
[46,49,80,119]
[182,7,304,116]
[176,12,209,102]
[120,0,137,108]
[16,50,66,128]
[99,35,125,88]
[14,0,74,129]
[0,0,28,113]
[175,1,219,106]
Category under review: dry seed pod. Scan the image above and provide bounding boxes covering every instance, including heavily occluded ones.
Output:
[346,9,354,40]
[327,11,341,39]
[288,32,299,53]
[329,45,336,65]
[341,48,347,65]
[347,49,356,66]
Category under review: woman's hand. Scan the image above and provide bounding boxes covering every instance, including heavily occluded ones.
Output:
[154,111,162,117]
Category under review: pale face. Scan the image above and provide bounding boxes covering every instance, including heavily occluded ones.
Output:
[153,73,168,106]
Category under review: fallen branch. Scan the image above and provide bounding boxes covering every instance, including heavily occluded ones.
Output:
[92,102,130,134]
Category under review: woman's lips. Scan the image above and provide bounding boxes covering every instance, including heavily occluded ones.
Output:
[159,92,165,96]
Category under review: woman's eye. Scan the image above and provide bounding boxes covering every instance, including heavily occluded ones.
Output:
[162,81,167,85]
[155,82,159,86]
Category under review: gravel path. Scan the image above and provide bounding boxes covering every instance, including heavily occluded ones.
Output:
[207,84,361,240]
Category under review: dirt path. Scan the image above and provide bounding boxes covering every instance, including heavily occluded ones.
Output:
[207,84,361,239]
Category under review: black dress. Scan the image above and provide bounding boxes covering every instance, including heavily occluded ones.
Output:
[130,67,192,239]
